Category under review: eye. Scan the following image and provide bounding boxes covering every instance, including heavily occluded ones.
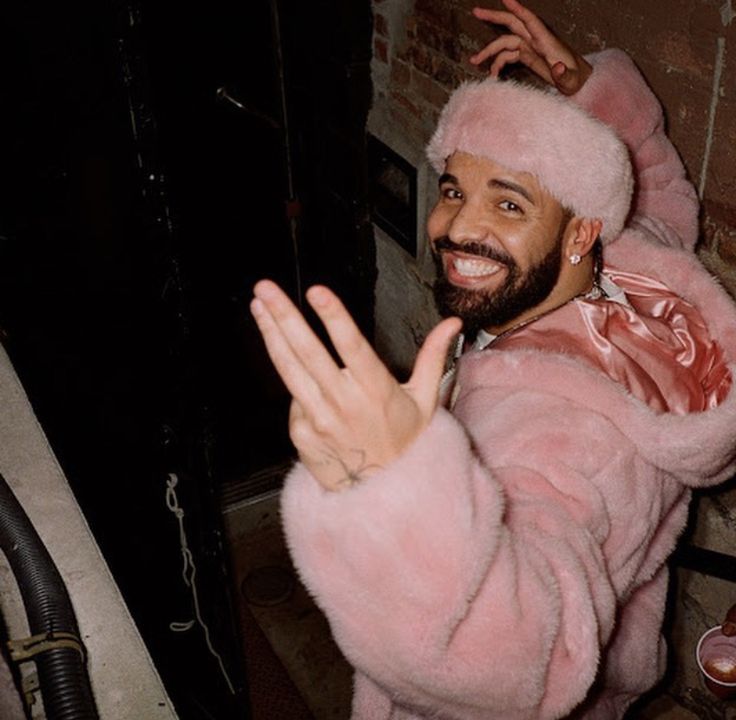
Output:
[441,187,463,201]
[499,199,523,213]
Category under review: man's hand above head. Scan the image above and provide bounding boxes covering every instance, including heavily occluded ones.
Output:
[251,280,462,492]
[470,0,592,95]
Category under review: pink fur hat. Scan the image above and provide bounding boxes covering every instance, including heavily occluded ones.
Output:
[426,77,633,242]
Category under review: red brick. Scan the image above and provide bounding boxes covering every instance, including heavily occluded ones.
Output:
[415,0,454,29]
[453,3,496,42]
[386,0,736,251]
[704,200,736,229]
[412,69,450,109]
[651,29,712,83]
[433,57,464,88]
[390,58,411,88]
[374,37,388,64]
[440,33,464,64]
[374,12,389,38]
[416,18,447,54]
[718,235,736,267]
[390,89,422,119]
[703,211,736,267]
[408,43,435,77]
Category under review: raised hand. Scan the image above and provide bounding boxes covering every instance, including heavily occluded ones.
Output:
[722,604,736,636]
[251,280,462,492]
[470,0,592,95]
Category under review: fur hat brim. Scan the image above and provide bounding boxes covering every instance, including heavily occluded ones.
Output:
[426,78,633,243]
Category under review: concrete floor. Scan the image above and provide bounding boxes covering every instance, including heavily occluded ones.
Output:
[224,492,353,720]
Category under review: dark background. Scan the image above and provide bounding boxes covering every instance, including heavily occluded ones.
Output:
[0,1,374,717]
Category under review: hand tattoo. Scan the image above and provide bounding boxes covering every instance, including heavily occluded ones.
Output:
[322,447,383,487]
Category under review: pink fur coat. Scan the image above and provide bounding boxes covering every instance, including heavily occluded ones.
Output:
[281,50,736,719]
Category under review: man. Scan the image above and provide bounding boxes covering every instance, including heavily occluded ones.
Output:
[250,1,736,717]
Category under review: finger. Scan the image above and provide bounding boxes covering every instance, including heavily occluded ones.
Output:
[500,0,549,40]
[288,402,317,454]
[476,39,555,84]
[489,48,521,77]
[305,285,395,393]
[471,7,532,41]
[550,60,573,89]
[288,399,313,453]
[253,279,346,393]
[406,317,463,411]
[250,292,334,414]
[287,398,347,449]
[469,33,521,66]
[288,398,306,425]
[550,60,582,95]
[517,46,556,84]
[500,0,571,69]
[508,0,584,71]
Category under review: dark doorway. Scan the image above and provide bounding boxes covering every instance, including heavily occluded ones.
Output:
[0,0,374,717]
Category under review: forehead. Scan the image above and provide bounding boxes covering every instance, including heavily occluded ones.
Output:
[443,151,554,204]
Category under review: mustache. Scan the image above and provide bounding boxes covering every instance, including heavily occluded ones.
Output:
[432,236,515,267]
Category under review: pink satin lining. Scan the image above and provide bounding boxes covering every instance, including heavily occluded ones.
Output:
[494,267,732,414]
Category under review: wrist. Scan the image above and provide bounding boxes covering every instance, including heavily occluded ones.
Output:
[576,57,593,91]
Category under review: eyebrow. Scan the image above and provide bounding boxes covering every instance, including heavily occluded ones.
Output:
[488,178,535,205]
[438,173,536,205]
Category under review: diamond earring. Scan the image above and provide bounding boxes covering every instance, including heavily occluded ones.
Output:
[569,253,582,266]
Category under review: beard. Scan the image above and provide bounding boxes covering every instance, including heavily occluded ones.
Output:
[432,230,565,336]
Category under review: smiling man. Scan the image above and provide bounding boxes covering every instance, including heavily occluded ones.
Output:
[250,1,736,718]
[430,157,586,336]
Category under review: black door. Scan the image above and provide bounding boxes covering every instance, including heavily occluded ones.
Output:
[0,0,373,718]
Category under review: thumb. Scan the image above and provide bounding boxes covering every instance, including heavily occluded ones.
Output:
[551,61,574,93]
[551,60,587,95]
[407,317,463,410]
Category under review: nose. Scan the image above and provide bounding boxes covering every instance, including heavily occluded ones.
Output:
[446,200,492,247]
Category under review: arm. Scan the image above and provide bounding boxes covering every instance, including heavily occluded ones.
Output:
[471,0,698,250]
[251,280,622,716]
[282,380,625,718]
[571,50,699,250]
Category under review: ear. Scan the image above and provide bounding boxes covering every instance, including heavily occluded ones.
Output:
[564,217,602,260]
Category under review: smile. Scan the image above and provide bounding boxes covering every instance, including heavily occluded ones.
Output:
[452,256,504,278]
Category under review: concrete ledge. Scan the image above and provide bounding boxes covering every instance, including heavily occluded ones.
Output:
[0,345,177,719]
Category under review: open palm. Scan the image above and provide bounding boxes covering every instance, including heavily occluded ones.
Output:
[251,281,461,491]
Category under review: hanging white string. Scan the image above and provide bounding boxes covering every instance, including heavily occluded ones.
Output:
[698,3,732,199]
[165,473,236,695]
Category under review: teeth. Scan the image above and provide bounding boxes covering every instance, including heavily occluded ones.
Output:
[453,257,501,278]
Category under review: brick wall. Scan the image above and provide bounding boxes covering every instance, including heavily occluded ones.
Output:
[368,1,736,715]
[372,0,736,288]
